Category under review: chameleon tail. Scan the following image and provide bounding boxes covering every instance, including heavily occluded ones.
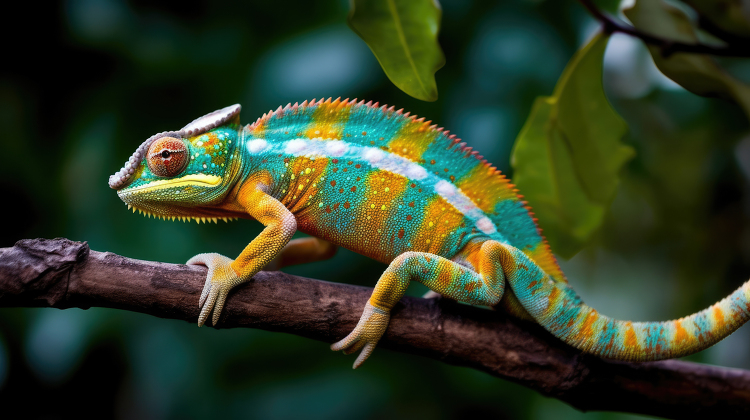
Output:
[505,246,750,360]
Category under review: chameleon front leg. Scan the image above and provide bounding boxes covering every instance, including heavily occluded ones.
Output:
[332,241,508,368]
[187,187,296,326]
[263,237,338,271]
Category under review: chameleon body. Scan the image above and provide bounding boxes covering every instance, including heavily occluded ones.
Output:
[110,99,750,368]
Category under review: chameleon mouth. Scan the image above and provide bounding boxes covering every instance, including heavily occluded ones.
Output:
[123,203,239,224]
[117,174,229,223]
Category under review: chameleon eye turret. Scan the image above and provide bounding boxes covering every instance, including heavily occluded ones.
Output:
[147,136,189,178]
[109,104,241,190]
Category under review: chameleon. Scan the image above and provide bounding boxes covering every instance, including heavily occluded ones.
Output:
[110,98,750,368]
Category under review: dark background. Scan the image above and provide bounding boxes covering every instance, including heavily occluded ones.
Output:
[1,0,749,419]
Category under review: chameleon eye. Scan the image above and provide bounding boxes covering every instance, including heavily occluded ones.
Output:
[147,136,189,177]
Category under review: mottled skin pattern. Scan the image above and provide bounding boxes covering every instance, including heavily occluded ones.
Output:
[111,99,750,368]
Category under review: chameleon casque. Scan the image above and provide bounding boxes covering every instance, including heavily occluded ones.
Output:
[110,98,750,368]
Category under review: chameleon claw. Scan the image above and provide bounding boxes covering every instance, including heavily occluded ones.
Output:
[187,252,242,327]
[331,302,390,369]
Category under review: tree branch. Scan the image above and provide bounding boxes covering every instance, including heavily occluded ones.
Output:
[1,238,749,417]
[578,0,750,57]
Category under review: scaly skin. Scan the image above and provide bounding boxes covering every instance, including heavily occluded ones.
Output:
[110,98,750,368]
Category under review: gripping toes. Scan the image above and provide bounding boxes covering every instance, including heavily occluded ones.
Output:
[331,302,391,369]
[187,253,243,327]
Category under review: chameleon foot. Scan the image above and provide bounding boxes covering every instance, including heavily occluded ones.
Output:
[187,253,243,327]
[331,302,390,368]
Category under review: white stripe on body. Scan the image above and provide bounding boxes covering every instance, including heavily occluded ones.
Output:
[246,138,499,236]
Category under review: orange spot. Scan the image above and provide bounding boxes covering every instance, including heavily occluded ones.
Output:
[408,201,415,207]
[398,229,405,239]
[406,215,412,221]
[624,323,639,349]
[351,186,356,192]
[344,202,350,209]
[355,164,361,168]
[577,310,598,339]
[673,321,689,345]
[547,285,560,302]
[713,306,726,330]
[330,180,336,186]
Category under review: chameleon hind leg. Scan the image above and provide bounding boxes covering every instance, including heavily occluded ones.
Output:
[187,187,297,326]
[332,240,508,368]
[263,237,338,271]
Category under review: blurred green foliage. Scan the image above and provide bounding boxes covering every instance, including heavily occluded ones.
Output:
[0,0,749,419]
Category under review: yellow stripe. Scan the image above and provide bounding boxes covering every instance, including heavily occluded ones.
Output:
[387,118,437,162]
[414,196,465,254]
[122,174,222,193]
[354,172,409,261]
[456,164,515,214]
[305,98,353,140]
[279,157,329,212]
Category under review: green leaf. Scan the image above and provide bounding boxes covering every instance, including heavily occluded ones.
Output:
[348,0,445,102]
[624,0,750,117]
[511,33,634,258]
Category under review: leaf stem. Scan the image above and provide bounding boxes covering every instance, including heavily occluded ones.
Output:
[578,0,750,57]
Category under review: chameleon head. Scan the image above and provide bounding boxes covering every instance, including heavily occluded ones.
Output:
[109,104,243,219]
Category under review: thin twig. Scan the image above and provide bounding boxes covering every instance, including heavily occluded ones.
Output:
[578,0,750,57]
[1,238,750,417]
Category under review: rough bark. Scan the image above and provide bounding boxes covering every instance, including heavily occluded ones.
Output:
[1,238,749,418]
